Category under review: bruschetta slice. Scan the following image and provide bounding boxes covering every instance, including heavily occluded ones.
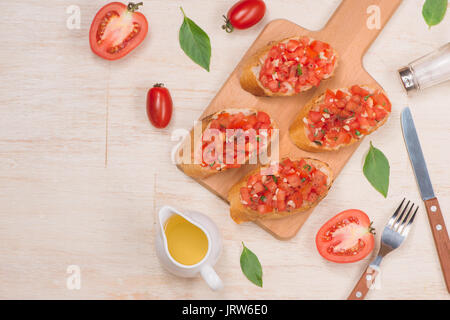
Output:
[240,36,338,97]
[228,157,333,223]
[177,109,278,179]
[289,85,392,152]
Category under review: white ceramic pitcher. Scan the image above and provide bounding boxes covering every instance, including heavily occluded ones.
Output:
[155,206,223,291]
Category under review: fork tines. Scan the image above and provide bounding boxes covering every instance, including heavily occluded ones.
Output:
[388,198,418,236]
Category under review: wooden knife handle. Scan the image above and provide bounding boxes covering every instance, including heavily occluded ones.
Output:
[347,266,379,300]
[424,198,450,293]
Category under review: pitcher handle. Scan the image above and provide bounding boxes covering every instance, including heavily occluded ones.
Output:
[200,265,223,291]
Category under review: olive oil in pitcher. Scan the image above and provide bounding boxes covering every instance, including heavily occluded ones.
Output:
[164,214,208,266]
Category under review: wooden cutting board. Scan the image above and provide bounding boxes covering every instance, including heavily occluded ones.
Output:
[177,0,402,240]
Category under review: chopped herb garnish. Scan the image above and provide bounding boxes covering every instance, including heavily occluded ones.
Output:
[355,130,361,136]
[313,141,323,146]
[297,64,303,76]
[256,136,260,142]
[310,124,315,128]
[260,195,266,202]
[364,95,372,101]
[209,161,215,167]
[263,185,268,191]
[301,178,306,182]
[321,129,326,134]
[323,108,329,113]
[303,164,312,171]
[271,175,278,183]
[278,81,281,88]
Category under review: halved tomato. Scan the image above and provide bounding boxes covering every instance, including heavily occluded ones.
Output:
[89,2,149,61]
[315,209,375,263]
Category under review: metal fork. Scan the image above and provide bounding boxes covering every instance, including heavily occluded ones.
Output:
[348,199,419,300]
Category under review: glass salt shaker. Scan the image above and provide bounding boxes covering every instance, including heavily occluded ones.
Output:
[398,42,450,93]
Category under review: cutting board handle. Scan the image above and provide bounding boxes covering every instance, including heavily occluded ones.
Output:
[323,0,402,60]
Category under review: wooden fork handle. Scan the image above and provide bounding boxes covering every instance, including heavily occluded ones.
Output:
[424,198,450,293]
[347,266,379,300]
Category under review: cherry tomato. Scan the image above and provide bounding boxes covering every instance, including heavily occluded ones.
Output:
[89,2,148,61]
[222,0,266,33]
[316,209,375,263]
[146,84,173,129]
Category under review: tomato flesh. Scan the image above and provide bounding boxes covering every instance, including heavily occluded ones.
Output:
[259,36,336,93]
[89,2,148,60]
[305,85,391,148]
[201,111,273,170]
[239,158,329,214]
[316,209,375,263]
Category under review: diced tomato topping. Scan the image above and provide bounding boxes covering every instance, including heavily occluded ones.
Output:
[335,132,351,145]
[253,181,265,194]
[372,93,391,112]
[289,191,303,208]
[310,40,330,53]
[335,90,347,100]
[277,189,286,201]
[304,86,391,148]
[259,36,336,93]
[287,39,300,52]
[267,80,279,92]
[309,111,322,123]
[350,85,370,97]
[239,159,329,214]
[240,187,251,204]
[277,200,286,212]
[256,111,271,124]
[264,179,277,192]
[373,107,388,121]
[286,174,302,188]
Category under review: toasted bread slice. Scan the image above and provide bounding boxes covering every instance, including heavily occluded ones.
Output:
[176,108,278,179]
[289,85,391,152]
[228,158,333,224]
[240,36,338,97]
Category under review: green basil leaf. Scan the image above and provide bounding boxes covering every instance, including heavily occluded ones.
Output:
[179,7,211,71]
[240,242,263,287]
[297,64,303,76]
[422,0,448,27]
[363,142,390,198]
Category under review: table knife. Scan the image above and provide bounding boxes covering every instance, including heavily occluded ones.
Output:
[401,107,450,293]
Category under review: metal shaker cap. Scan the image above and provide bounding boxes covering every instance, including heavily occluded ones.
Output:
[398,66,418,93]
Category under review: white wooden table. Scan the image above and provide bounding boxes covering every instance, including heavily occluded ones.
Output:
[0,0,449,300]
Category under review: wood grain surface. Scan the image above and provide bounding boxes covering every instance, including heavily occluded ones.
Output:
[177,0,402,239]
[0,0,449,300]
